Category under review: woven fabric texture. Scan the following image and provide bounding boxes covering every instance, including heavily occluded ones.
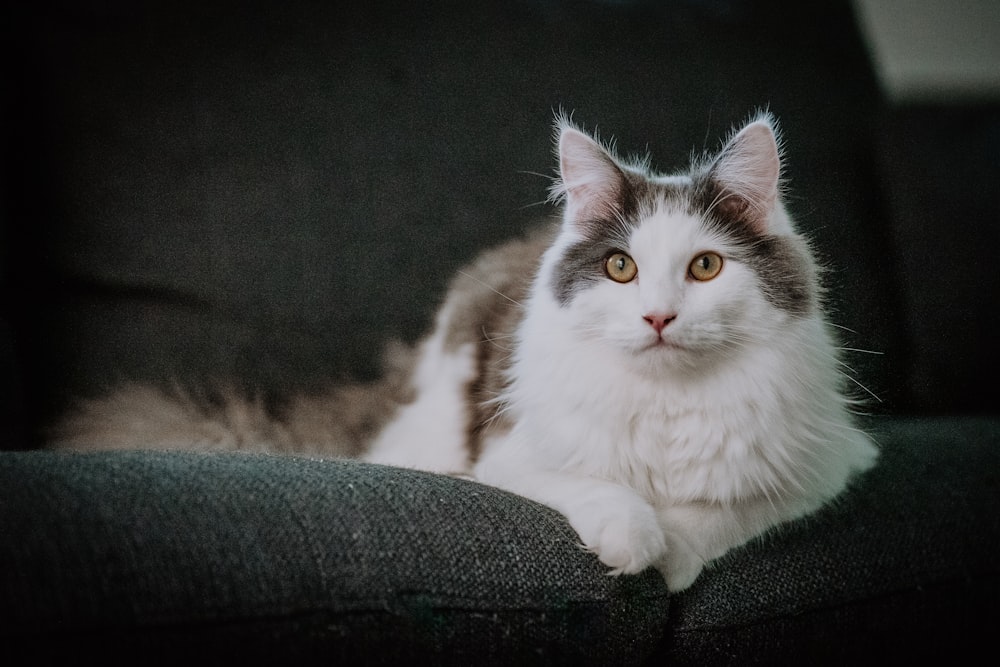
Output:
[0,452,668,664]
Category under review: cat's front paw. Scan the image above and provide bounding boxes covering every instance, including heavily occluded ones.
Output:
[564,488,667,575]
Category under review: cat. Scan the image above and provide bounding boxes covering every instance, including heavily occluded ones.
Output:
[51,112,878,591]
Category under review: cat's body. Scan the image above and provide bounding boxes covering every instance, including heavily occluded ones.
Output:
[52,114,878,591]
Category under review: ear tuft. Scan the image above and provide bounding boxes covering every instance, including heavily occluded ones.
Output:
[708,115,782,232]
[552,120,627,228]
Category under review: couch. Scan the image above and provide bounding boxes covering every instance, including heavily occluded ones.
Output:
[3,1,998,663]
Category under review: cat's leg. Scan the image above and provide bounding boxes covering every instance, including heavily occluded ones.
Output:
[653,494,821,591]
[475,440,668,575]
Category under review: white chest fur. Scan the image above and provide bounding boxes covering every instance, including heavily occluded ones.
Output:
[497,288,866,507]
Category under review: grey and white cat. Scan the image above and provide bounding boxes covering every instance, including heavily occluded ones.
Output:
[53,113,878,591]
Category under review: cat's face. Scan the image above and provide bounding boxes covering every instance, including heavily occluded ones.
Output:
[545,115,816,377]
[551,207,784,376]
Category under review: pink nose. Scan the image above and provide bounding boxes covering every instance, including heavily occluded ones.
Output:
[643,313,676,334]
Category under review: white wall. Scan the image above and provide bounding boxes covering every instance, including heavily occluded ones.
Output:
[852,0,1000,102]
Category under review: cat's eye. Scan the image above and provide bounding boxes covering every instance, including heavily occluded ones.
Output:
[689,252,724,281]
[605,252,638,283]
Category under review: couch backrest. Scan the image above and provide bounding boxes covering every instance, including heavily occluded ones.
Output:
[5,0,911,445]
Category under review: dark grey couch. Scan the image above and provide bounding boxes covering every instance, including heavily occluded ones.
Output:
[3,1,998,663]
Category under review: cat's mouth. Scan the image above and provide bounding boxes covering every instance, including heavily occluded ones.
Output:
[645,335,686,352]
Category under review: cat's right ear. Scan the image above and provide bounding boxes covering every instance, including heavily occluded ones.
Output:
[555,126,628,228]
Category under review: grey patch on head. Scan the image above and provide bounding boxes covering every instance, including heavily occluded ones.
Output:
[732,233,817,316]
[550,175,689,306]
[550,127,816,314]
[551,157,817,315]
[551,236,621,305]
[690,172,817,316]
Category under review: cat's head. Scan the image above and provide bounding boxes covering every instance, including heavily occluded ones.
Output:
[542,113,819,377]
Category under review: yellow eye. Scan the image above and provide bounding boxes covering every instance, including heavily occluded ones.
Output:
[689,252,724,281]
[605,252,638,283]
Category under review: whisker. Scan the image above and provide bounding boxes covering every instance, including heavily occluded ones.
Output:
[839,347,884,355]
[455,270,523,307]
[842,373,882,403]
[828,323,859,335]
[835,359,859,375]
[517,169,558,181]
[480,326,515,352]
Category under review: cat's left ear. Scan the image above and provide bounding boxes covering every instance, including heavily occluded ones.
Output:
[707,116,781,234]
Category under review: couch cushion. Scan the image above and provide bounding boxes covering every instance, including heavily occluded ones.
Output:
[0,452,668,664]
[3,417,998,663]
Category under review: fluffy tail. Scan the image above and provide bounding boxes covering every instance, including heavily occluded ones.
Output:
[49,344,416,458]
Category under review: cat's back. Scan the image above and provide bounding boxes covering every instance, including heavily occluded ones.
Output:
[436,223,555,349]
[435,223,556,448]
[360,222,556,471]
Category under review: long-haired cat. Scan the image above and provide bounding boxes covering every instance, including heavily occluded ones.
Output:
[52,112,878,591]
